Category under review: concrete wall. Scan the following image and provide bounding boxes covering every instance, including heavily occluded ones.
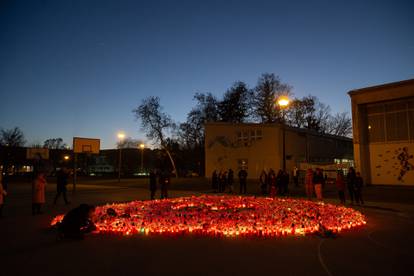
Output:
[369,142,414,185]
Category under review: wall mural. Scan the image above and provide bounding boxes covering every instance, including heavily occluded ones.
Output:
[374,146,413,183]
[396,147,414,181]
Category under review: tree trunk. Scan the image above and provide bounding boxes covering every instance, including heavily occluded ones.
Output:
[164,148,178,178]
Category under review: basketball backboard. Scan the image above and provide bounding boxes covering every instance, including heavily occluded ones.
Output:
[73,137,100,154]
[26,148,49,160]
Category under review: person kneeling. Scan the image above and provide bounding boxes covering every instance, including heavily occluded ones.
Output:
[58,204,96,240]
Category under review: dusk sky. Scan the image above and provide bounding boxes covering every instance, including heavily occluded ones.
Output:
[0,0,413,149]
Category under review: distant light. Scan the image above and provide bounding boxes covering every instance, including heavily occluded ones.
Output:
[277,96,290,107]
[63,155,70,160]
[368,125,372,130]
[139,143,145,149]
[117,132,125,140]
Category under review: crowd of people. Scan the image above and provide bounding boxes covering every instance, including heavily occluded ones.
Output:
[210,166,365,205]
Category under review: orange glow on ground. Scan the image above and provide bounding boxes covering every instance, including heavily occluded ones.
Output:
[51,195,366,237]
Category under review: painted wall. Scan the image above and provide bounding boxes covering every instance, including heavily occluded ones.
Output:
[205,124,281,179]
[369,142,414,185]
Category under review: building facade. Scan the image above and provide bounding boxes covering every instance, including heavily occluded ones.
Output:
[205,122,353,179]
[349,79,414,185]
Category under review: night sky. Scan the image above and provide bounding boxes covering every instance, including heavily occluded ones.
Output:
[0,0,413,149]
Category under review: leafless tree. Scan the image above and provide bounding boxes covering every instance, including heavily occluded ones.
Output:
[0,127,25,147]
[252,73,292,123]
[326,112,353,137]
[133,96,177,176]
[43,138,67,149]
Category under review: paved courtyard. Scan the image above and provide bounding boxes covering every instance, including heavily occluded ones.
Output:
[1,178,413,275]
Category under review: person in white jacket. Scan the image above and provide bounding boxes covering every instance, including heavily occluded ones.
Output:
[0,173,7,217]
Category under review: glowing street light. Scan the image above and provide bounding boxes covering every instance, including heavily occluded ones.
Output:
[139,143,145,172]
[277,96,290,108]
[117,132,125,182]
[63,155,70,161]
[277,96,290,171]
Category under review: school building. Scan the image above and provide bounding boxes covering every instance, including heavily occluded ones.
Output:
[205,122,353,179]
[349,78,414,185]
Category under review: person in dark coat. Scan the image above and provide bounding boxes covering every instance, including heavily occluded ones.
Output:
[276,170,284,196]
[282,170,290,196]
[227,169,234,193]
[238,169,248,194]
[149,170,157,200]
[346,167,357,204]
[336,171,346,204]
[58,204,96,239]
[268,169,277,197]
[54,167,70,205]
[259,170,268,195]
[354,172,364,205]
[160,171,170,199]
[212,170,219,193]
[219,170,227,193]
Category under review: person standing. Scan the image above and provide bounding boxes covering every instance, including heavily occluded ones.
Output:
[259,170,268,195]
[220,170,228,193]
[282,170,290,196]
[354,172,364,205]
[227,169,234,194]
[268,169,276,197]
[336,171,346,204]
[313,168,324,201]
[346,167,357,204]
[149,170,157,200]
[32,172,46,215]
[54,168,70,205]
[0,173,7,218]
[212,170,218,193]
[238,168,248,194]
[293,166,299,187]
[276,170,284,196]
[305,168,314,200]
[160,171,170,199]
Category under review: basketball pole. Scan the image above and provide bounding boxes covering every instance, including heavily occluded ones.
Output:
[73,152,77,193]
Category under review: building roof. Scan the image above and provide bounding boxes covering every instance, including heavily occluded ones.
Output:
[348,78,414,96]
[204,122,352,142]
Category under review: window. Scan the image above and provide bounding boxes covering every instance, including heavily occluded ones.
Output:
[366,97,414,143]
[385,111,408,141]
[368,114,385,142]
[250,129,262,140]
[238,159,248,170]
[409,110,414,140]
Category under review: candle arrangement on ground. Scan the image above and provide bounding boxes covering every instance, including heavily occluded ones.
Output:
[51,195,366,237]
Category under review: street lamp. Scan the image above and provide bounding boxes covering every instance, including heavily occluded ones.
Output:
[277,96,290,171]
[63,155,70,161]
[117,132,125,182]
[139,143,145,173]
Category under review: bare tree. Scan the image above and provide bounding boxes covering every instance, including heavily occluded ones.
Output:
[252,73,292,123]
[326,112,352,137]
[0,127,25,147]
[43,138,67,149]
[133,97,178,177]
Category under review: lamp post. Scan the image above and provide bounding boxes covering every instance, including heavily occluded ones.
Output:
[139,143,145,173]
[277,96,290,171]
[117,132,125,182]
